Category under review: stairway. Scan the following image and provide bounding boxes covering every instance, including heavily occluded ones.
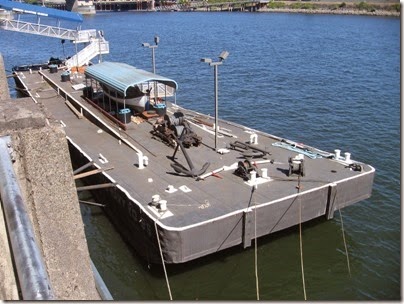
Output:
[65,33,109,68]
[0,14,109,69]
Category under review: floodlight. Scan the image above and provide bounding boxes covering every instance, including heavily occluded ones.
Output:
[219,50,229,61]
[201,58,212,63]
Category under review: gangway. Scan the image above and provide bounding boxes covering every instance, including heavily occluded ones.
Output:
[0,0,109,68]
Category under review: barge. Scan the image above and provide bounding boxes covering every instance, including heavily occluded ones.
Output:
[11,61,375,264]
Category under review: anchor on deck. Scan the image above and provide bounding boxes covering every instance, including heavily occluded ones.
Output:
[158,112,209,178]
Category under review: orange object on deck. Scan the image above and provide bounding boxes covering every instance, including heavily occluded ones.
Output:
[71,66,87,73]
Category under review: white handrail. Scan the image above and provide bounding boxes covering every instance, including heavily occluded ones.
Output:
[65,38,109,68]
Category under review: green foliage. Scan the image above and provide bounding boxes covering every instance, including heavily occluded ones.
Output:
[356,1,375,12]
[391,3,401,12]
[201,0,399,14]
[267,1,286,9]
[290,2,315,10]
[206,0,230,4]
[339,2,346,8]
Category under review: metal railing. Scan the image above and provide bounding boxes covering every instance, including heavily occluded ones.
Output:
[0,19,99,42]
[0,19,78,40]
[65,37,110,68]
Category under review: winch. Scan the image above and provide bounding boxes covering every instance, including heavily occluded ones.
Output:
[234,159,260,181]
[288,154,305,177]
[151,112,202,148]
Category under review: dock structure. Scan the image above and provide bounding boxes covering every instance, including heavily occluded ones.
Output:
[93,0,155,11]
[63,0,268,12]
[0,54,106,300]
[189,0,270,12]
[64,0,157,11]
[0,0,109,68]
[12,63,374,264]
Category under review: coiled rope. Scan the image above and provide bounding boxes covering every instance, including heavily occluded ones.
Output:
[154,222,173,300]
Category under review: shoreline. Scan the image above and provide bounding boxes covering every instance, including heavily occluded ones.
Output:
[189,1,400,17]
[257,7,400,17]
[190,8,400,17]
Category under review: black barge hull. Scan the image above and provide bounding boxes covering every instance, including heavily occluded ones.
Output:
[17,67,375,264]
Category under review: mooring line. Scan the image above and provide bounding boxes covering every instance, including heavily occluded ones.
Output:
[254,197,260,300]
[332,187,351,277]
[154,222,173,300]
[337,207,351,277]
[297,176,307,300]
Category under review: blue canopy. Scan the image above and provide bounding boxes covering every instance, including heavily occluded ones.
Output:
[0,0,83,22]
[85,61,178,97]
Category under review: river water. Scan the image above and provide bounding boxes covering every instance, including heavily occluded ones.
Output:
[0,11,400,301]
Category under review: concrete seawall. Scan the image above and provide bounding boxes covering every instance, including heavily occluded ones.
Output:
[0,54,9,101]
[0,54,101,300]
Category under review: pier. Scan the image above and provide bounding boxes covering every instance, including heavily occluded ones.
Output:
[46,0,270,12]
[187,0,269,12]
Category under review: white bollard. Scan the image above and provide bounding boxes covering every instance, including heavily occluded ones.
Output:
[334,149,341,160]
[250,170,257,183]
[138,152,144,169]
[344,152,351,163]
[143,156,149,166]
[151,194,160,206]
[159,200,167,212]
[250,133,258,145]
[261,168,268,178]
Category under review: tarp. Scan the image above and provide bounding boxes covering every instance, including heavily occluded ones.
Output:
[85,61,178,97]
[0,0,83,22]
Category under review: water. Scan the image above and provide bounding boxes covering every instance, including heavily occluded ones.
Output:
[1,11,400,300]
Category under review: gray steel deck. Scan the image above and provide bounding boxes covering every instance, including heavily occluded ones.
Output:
[14,67,375,263]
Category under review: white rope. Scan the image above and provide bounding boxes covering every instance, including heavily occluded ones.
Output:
[254,199,260,300]
[337,208,351,277]
[332,187,351,277]
[154,222,173,300]
[297,177,307,300]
